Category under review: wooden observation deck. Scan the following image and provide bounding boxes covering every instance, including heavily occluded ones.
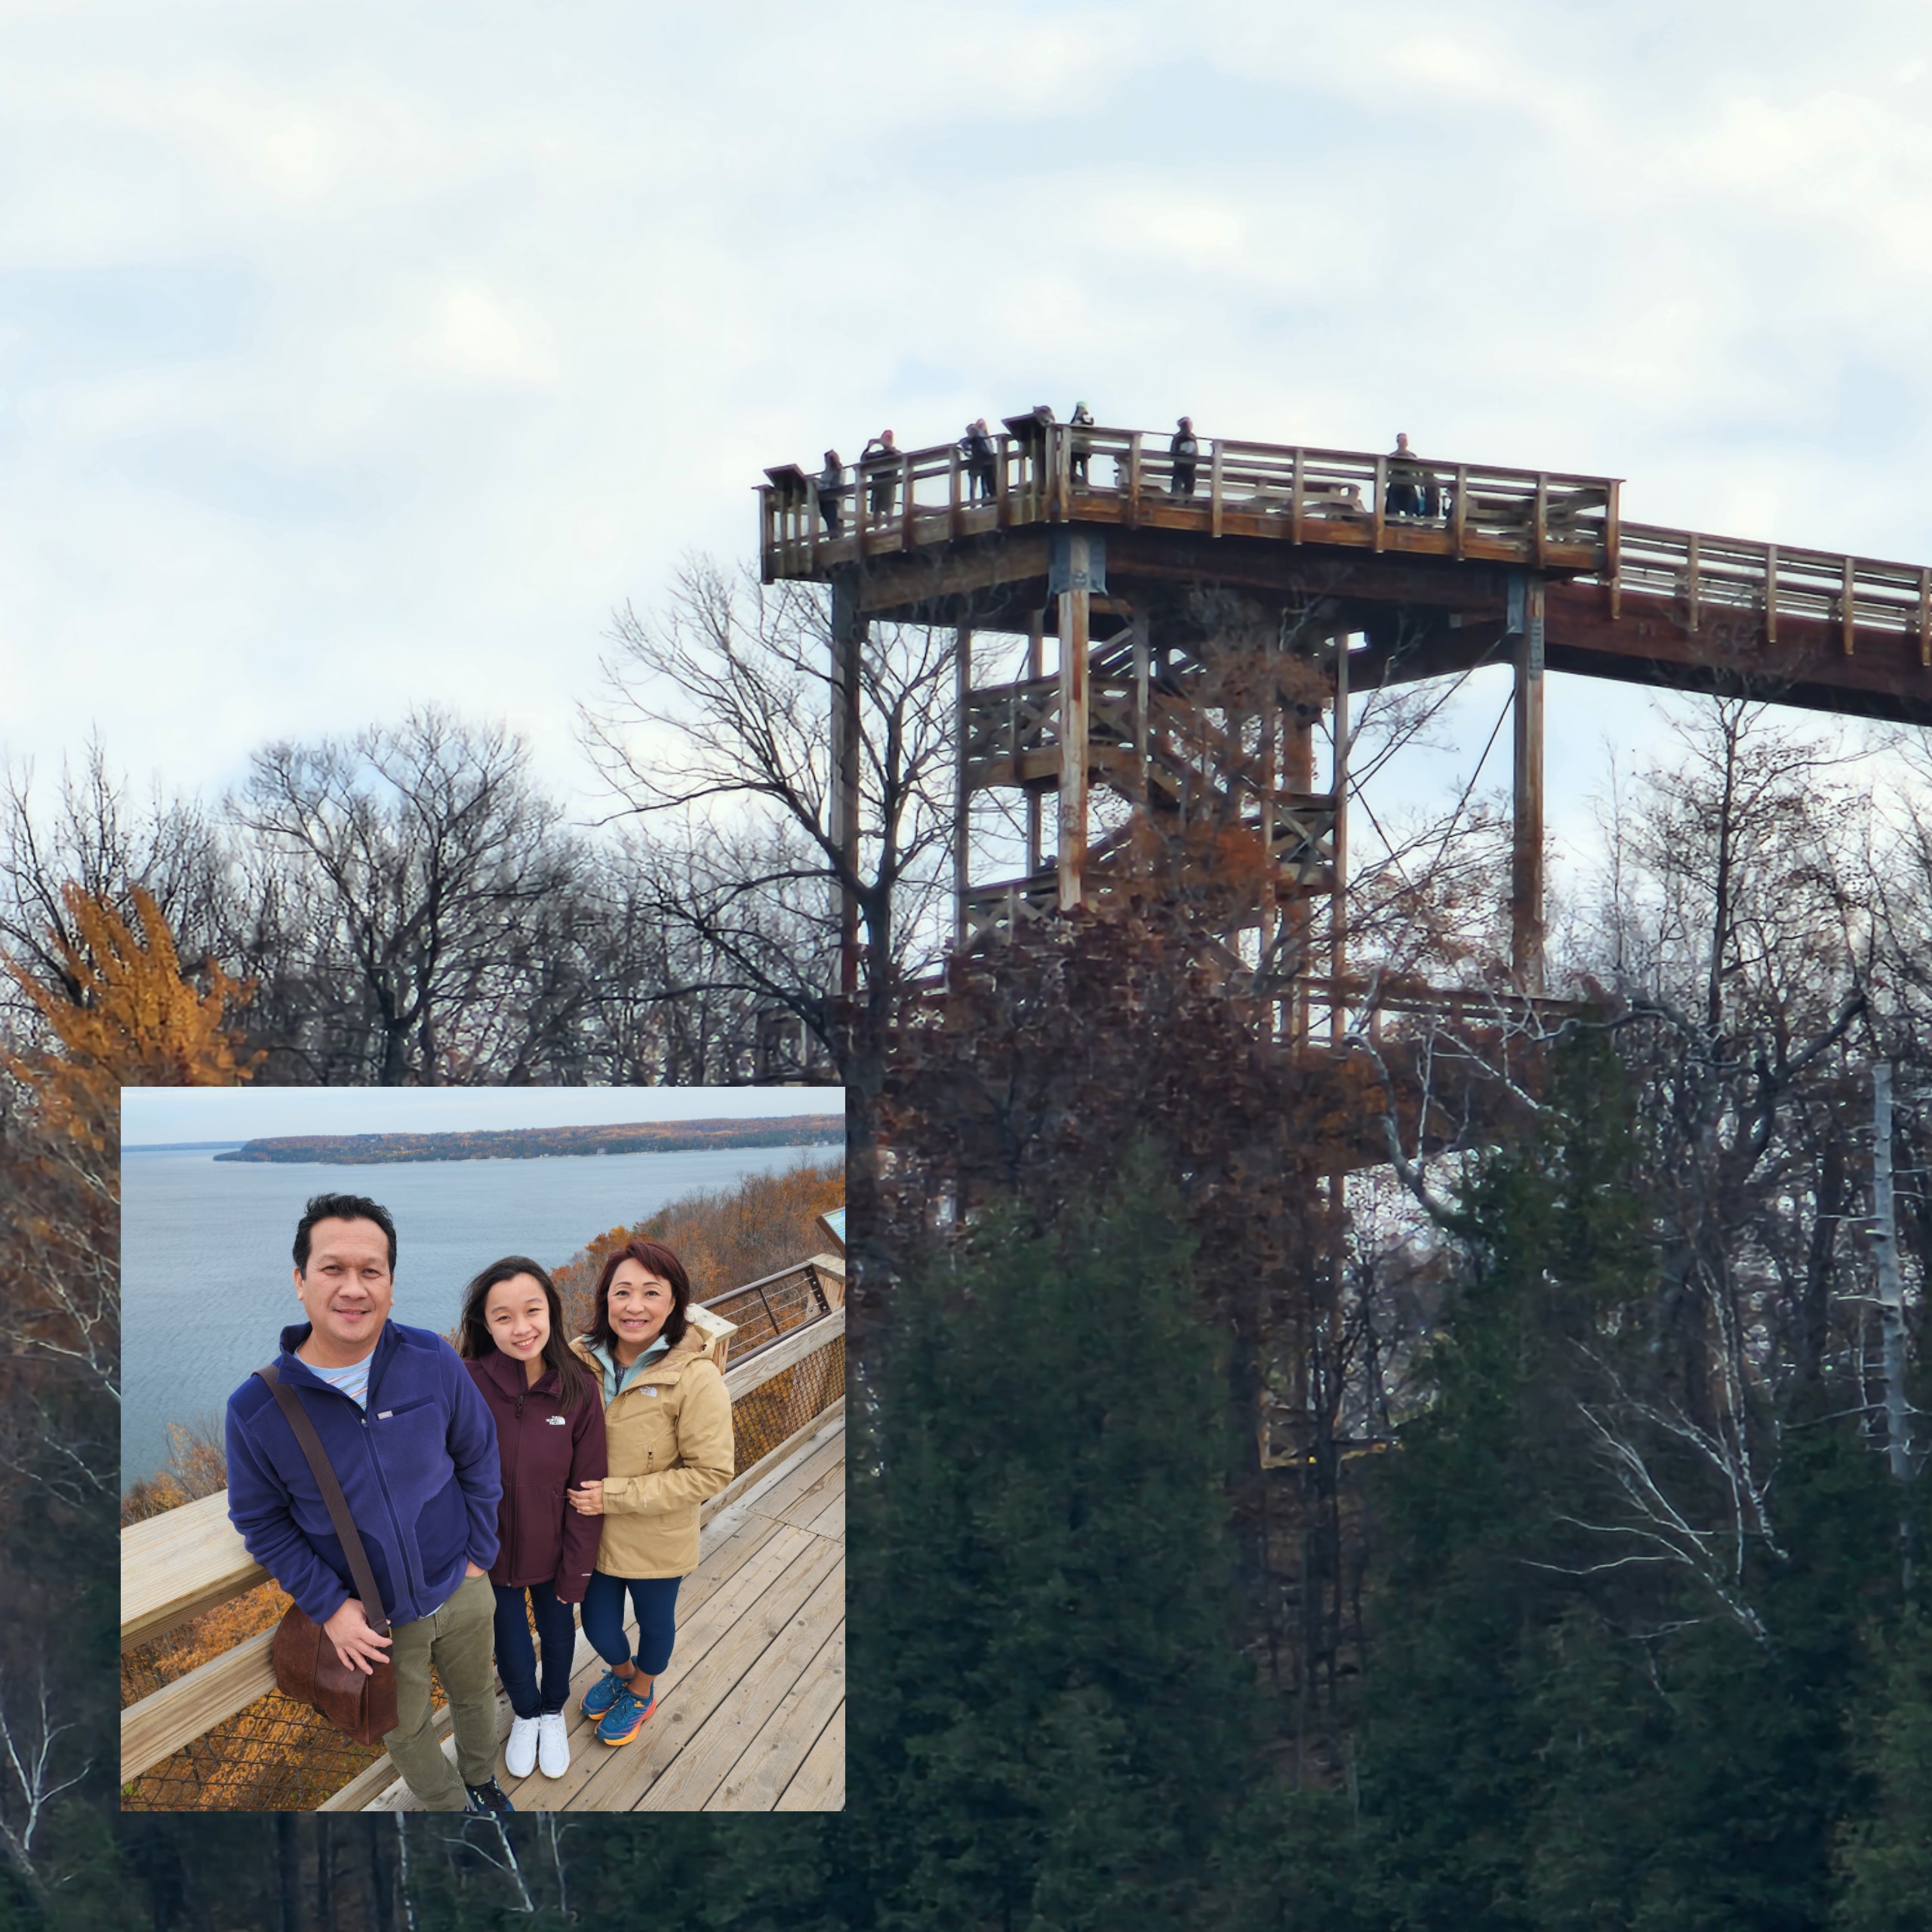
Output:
[762,417,1932,1008]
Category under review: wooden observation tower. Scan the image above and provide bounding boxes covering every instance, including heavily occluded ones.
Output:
[759,415,1932,1035]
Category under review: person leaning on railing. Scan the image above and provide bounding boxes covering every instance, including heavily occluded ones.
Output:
[455,1256,608,1784]
[565,1238,735,1749]
[224,1192,513,1815]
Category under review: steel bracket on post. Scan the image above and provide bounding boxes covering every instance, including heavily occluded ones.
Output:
[1048,530,1106,597]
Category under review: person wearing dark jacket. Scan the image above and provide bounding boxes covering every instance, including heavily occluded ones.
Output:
[1171,416,1199,497]
[457,1256,607,1783]
[961,419,997,501]
[226,1193,509,1814]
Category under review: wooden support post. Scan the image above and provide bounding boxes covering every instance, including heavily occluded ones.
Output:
[1027,611,1045,876]
[900,451,915,550]
[1291,448,1305,546]
[1371,455,1386,553]
[1921,568,1931,668]
[1285,691,1314,1051]
[829,574,865,998]
[1132,615,1150,806]
[1125,432,1143,527]
[1329,632,1349,1048]
[1453,463,1468,561]
[953,626,971,951]
[1512,576,1546,994]
[1843,556,1857,656]
[1604,478,1620,617]
[1534,472,1549,567]
[1765,543,1779,644]
[1687,532,1701,632]
[948,447,961,541]
[1210,441,1224,539]
[1058,586,1091,911]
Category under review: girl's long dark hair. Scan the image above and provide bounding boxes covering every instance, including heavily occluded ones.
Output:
[457,1255,595,1414]
[587,1238,692,1356]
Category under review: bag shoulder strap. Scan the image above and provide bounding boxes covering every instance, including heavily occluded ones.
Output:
[254,1362,392,1635]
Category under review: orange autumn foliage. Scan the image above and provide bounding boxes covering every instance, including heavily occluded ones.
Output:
[554,1155,845,1335]
[4,884,262,1126]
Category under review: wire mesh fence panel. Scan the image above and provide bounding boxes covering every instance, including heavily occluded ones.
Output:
[122,1684,397,1812]
[731,1334,845,1472]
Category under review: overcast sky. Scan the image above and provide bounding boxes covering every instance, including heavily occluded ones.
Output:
[122,1085,842,1145]
[5,4,1929,867]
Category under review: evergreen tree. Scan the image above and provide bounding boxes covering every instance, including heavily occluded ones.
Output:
[846,1147,1265,1930]
[1834,1611,1932,1931]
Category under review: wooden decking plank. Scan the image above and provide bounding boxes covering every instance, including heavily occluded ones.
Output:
[493,1525,823,1814]
[637,1562,845,1810]
[705,1617,845,1810]
[792,1491,846,1537]
[775,1703,844,1811]
[764,1454,844,1531]
[743,1435,844,1521]
[583,1535,844,1812]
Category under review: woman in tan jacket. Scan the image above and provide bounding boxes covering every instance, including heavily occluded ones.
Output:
[565,1238,734,1746]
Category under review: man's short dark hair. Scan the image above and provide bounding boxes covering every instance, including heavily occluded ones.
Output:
[294,1194,398,1275]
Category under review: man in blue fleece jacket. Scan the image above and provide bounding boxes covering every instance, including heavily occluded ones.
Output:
[226,1192,510,1813]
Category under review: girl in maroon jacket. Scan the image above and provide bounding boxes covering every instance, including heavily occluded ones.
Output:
[457,1255,607,1781]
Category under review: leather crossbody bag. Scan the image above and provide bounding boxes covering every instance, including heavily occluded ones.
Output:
[254,1362,401,1745]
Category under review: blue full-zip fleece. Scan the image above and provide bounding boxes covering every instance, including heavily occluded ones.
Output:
[226,1320,502,1629]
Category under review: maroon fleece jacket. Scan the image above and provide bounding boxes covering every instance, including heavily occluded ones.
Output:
[464,1349,608,1604]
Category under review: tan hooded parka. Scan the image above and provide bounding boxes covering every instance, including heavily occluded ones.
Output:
[571,1327,734,1577]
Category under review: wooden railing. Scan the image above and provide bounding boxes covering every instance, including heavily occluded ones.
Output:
[120,1254,847,1790]
[760,419,1620,578]
[760,421,1932,662]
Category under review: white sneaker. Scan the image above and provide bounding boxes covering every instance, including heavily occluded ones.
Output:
[537,1710,570,1778]
[504,1715,540,1780]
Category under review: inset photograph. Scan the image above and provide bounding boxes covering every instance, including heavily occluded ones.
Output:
[119,1086,846,1814]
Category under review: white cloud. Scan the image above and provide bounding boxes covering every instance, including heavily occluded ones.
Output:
[3,0,1931,851]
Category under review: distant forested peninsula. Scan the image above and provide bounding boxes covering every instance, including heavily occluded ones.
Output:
[212,1115,844,1165]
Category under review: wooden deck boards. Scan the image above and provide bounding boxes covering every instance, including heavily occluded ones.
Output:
[360,1412,844,1813]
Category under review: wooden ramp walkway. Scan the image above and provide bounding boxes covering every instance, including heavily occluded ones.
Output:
[358,1409,844,1812]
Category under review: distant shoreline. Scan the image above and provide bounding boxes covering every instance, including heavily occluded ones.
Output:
[125,1142,248,1153]
[211,1116,845,1166]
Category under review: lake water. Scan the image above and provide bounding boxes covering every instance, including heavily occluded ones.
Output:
[121,1142,837,1488]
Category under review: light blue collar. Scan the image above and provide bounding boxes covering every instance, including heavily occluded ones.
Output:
[583,1334,670,1403]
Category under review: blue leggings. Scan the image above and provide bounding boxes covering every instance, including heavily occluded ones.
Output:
[580,1571,682,1678]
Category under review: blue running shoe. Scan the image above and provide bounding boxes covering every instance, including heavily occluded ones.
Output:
[580,1669,628,1719]
[596,1682,657,1746]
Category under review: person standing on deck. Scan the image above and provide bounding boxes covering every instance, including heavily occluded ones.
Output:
[817,450,844,536]
[1170,416,1199,497]
[1386,432,1426,518]
[568,1240,734,1748]
[225,1194,511,1814]
[1069,401,1096,485]
[961,420,997,501]
[862,429,899,522]
[457,1256,607,1784]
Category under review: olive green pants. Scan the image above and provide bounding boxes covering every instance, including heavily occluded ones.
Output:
[382,1571,497,1810]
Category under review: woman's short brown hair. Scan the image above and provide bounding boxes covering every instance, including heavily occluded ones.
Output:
[586,1238,692,1355]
